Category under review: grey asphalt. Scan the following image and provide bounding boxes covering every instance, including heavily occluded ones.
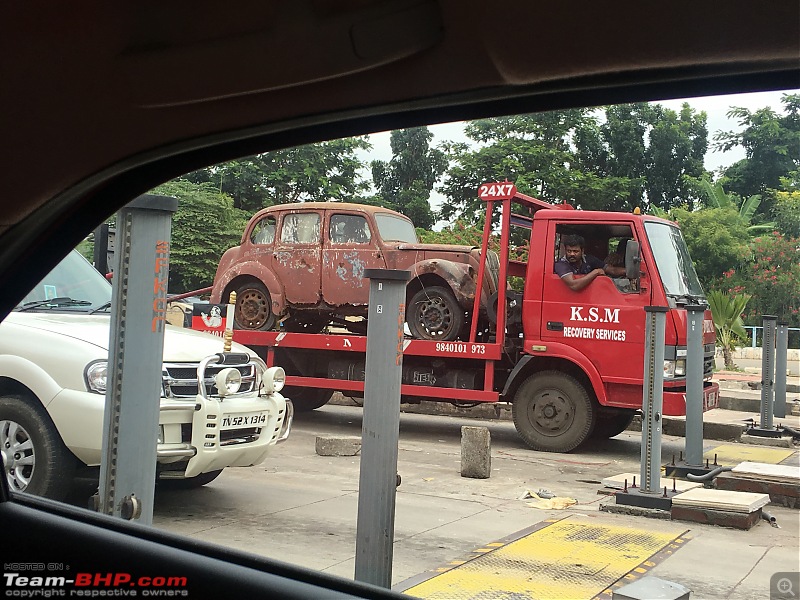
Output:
[151,400,799,600]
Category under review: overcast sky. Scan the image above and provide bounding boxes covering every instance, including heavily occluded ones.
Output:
[364,89,797,175]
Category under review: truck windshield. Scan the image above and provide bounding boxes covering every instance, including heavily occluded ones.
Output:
[15,250,112,312]
[374,213,418,243]
[644,221,706,305]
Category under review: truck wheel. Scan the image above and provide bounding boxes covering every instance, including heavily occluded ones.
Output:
[234,282,275,330]
[0,394,77,500]
[286,387,333,412]
[512,371,596,452]
[592,408,636,439]
[407,286,465,341]
[159,469,224,489]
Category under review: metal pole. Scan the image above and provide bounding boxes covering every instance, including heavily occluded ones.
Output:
[774,322,788,419]
[354,269,410,588]
[98,194,178,524]
[641,306,667,494]
[760,316,777,429]
[684,305,705,467]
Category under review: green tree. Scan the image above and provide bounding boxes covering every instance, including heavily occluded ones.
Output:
[439,111,634,223]
[714,94,800,211]
[154,180,249,294]
[771,189,800,237]
[715,232,800,330]
[370,127,447,230]
[671,207,749,289]
[707,290,751,370]
[183,137,372,212]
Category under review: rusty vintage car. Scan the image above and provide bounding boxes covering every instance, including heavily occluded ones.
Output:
[209,203,500,341]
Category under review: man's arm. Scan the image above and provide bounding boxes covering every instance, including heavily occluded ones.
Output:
[561,269,606,291]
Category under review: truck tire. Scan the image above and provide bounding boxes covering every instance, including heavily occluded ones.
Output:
[159,469,224,489]
[512,371,596,452]
[592,408,636,439]
[0,394,78,500]
[234,282,275,331]
[286,387,333,412]
[407,286,465,341]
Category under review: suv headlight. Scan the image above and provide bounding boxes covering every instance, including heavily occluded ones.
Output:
[85,360,108,393]
[262,366,286,394]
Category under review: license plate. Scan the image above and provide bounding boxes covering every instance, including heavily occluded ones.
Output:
[703,390,719,410]
[222,412,267,429]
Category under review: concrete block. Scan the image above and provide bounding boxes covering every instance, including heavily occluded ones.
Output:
[460,426,491,479]
[671,505,763,530]
[613,576,691,600]
[740,433,795,448]
[315,435,361,456]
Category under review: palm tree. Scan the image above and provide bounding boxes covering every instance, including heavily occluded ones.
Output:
[699,179,775,235]
[707,290,751,370]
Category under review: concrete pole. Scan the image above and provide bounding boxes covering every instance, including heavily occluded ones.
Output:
[759,316,777,429]
[774,322,788,419]
[684,305,705,467]
[98,194,178,524]
[354,269,410,588]
[641,307,667,494]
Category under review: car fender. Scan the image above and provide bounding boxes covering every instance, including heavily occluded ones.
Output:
[211,261,286,315]
[0,354,64,408]
[503,342,608,405]
[409,259,477,307]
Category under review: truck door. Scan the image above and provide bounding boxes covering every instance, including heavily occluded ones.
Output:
[322,212,386,306]
[540,222,651,387]
[273,210,322,305]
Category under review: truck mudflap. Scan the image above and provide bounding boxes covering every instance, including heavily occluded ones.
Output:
[662,381,720,416]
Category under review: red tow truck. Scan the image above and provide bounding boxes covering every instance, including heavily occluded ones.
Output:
[196,183,720,452]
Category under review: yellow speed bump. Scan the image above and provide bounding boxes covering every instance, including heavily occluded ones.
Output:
[401,516,687,600]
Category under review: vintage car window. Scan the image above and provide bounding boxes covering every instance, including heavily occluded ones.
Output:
[250,215,276,245]
[281,212,320,244]
[330,214,371,244]
[374,213,417,243]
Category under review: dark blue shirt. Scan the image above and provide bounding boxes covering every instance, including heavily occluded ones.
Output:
[554,254,605,278]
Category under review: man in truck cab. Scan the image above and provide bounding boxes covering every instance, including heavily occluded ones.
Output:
[555,234,625,291]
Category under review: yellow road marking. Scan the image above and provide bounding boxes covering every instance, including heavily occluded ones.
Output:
[705,444,796,465]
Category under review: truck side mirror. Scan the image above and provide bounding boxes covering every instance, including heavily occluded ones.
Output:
[625,240,640,280]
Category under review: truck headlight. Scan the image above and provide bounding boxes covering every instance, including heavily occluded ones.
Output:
[663,359,686,379]
[215,367,242,397]
[85,360,107,393]
[262,366,286,394]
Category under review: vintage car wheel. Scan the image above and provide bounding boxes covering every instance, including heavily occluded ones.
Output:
[234,282,275,330]
[512,371,596,452]
[407,286,465,341]
[591,407,636,439]
[0,394,77,500]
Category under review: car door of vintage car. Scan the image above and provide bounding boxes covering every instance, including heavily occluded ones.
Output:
[321,210,387,307]
[272,209,323,305]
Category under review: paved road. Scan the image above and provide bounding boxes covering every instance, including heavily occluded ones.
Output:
[151,404,800,598]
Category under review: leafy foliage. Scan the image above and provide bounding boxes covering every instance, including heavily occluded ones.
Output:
[181,138,372,212]
[707,290,751,370]
[370,127,447,230]
[698,179,776,234]
[714,94,800,215]
[771,189,800,237]
[671,207,750,289]
[713,232,800,329]
[154,180,249,294]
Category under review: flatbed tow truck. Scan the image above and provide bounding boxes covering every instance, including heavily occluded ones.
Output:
[195,183,720,452]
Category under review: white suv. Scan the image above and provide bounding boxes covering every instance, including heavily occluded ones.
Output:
[0,250,292,500]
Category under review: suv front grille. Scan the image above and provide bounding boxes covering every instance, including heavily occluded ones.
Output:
[162,362,257,398]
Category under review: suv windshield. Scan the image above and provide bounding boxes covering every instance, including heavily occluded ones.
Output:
[15,250,112,312]
[374,213,418,243]
[644,221,706,305]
